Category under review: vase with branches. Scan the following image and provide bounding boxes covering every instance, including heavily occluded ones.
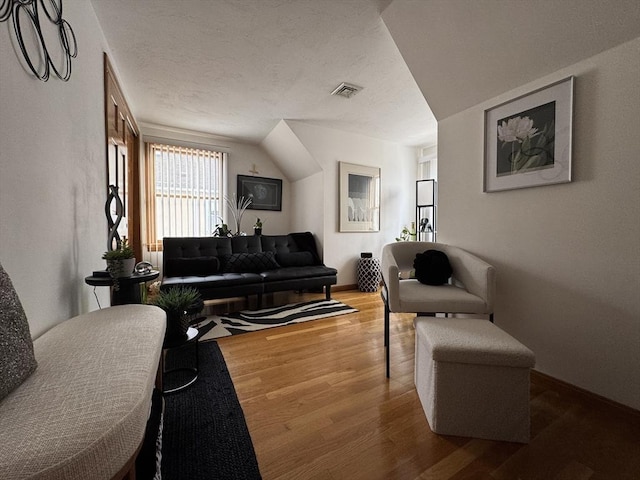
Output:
[225,193,252,236]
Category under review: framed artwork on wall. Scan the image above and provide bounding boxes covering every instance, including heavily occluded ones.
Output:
[484,76,574,193]
[339,162,380,232]
[237,175,282,211]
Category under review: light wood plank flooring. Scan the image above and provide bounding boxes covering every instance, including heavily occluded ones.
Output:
[215,290,640,480]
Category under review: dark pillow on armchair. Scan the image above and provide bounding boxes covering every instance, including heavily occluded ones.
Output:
[222,252,280,273]
[0,262,38,401]
[413,250,452,285]
[165,257,220,277]
[276,251,316,267]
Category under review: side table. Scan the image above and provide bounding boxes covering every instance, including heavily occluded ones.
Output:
[357,256,382,292]
[160,326,199,394]
[85,270,159,305]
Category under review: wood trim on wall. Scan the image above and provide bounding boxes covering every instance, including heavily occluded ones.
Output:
[103,53,142,260]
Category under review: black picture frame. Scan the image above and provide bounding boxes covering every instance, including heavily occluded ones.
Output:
[237,175,282,211]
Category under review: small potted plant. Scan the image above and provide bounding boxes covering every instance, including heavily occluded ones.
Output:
[253,217,263,236]
[152,286,203,341]
[212,222,230,237]
[102,238,136,290]
[395,222,417,242]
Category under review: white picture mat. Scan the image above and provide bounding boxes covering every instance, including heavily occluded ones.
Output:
[339,161,380,232]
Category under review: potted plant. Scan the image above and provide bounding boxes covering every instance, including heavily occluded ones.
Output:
[102,238,136,290]
[253,217,263,236]
[152,286,203,341]
[395,222,417,242]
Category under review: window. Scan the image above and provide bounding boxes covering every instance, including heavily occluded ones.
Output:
[145,143,225,250]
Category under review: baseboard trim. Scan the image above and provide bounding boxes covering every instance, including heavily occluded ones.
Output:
[531,370,640,422]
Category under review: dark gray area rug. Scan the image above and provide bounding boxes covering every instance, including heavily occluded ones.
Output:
[161,341,262,480]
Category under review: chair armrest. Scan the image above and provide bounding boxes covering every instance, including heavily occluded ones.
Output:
[381,245,400,311]
[446,246,496,313]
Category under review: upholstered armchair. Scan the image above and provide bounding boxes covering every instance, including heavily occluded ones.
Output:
[381,242,496,376]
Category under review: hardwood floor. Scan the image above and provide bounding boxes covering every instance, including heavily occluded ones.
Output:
[215,290,640,480]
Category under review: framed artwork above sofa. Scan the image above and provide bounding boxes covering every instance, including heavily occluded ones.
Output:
[237,175,282,211]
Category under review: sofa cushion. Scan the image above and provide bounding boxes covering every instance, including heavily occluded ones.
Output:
[165,256,220,277]
[221,252,280,273]
[276,251,316,267]
[260,265,338,282]
[0,262,37,401]
[162,272,262,288]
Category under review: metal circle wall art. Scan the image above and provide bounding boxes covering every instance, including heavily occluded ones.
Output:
[0,0,77,82]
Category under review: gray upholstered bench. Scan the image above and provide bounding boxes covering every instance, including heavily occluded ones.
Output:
[0,302,165,480]
[414,317,535,443]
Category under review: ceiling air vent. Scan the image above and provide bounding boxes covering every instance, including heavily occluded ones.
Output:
[331,82,363,98]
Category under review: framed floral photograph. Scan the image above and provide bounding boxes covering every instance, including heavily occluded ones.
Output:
[339,162,380,232]
[484,76,574,192]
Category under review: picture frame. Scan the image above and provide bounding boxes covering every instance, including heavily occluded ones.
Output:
[339,161,380,232]
[237,175,282,211]
[484,76,574,193]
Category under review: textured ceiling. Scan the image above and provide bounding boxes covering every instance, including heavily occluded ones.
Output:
[90,0,436,146]
[90,0,640,149]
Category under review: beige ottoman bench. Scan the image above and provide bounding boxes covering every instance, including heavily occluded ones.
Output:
[414,317,535,443]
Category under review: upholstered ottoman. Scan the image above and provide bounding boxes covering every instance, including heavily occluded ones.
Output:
[414,317,535,443]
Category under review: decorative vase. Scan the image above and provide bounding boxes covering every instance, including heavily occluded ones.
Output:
[357,256,382,292]
[254,227,262,236]
[165,311,190,341]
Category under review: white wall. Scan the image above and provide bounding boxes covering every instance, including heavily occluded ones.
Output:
[290,172,325,256]
[438,38,640,409]
[0,2,112,337]
[285,121,417,285]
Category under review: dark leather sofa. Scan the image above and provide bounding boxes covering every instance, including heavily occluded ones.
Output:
[161,233,337,307]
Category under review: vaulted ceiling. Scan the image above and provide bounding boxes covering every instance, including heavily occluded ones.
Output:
[90,0,640,148]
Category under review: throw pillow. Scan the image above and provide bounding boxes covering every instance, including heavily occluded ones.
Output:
[0,262,38,401]
[413,249,453,286]
[275,251,316,267]
[222,252,280,273]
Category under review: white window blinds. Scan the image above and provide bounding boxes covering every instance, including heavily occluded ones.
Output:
[145,143,225,250]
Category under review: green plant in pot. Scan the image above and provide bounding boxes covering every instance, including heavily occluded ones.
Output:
[152,286,202,341]
[253,217,263,236]
[102,238,135,290]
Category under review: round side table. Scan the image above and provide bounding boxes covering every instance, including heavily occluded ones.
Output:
[85,270,159,305]
[161,326,199,395]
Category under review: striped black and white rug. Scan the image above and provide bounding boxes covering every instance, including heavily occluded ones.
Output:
[196,299,357,340]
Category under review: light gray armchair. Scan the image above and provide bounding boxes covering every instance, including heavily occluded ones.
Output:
[381,241,496,376]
